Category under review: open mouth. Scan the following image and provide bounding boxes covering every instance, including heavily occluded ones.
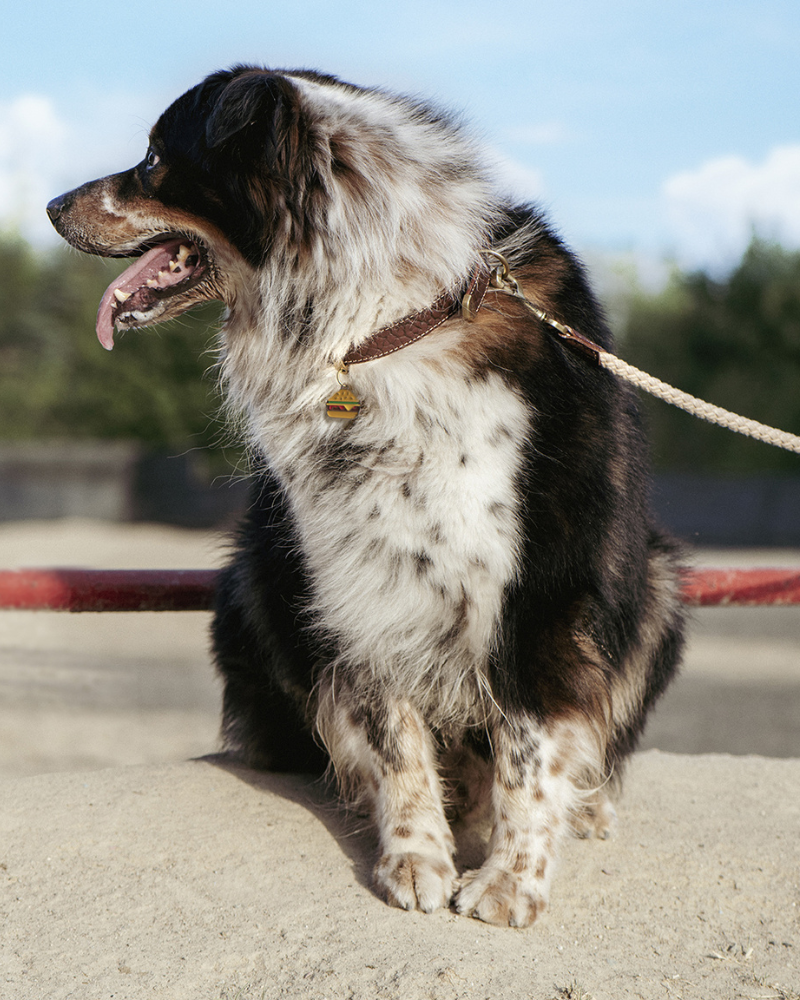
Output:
[96,236,208,350]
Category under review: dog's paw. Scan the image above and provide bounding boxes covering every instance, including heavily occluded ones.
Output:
[455,867,547,927]
[374,851,457,913]
[570,792,618,840]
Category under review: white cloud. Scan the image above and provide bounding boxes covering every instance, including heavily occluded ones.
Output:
[505,122,570,147]
[483,146,547,204]
[0,94,68,244]
[663,145,800,271]
[0,90,158,248]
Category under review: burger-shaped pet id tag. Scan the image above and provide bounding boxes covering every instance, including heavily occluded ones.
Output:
[326,387,361,420]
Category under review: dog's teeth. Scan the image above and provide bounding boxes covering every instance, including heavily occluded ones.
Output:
[146,278,158,288]
[169,260,180,272]
[113,288,131,303]
[176,244,192,264]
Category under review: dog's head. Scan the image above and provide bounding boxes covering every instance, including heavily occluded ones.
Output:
[47,67,331,348]
[48,66,493,353]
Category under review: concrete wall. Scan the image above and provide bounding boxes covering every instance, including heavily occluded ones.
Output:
[653,473,800,547]
[1,441,799,544]
[0,442,141,522]
[0,442,247,527]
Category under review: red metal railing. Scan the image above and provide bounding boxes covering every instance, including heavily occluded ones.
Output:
[0,569,217,612]
[680,568,800,607]
[0,567,799,611]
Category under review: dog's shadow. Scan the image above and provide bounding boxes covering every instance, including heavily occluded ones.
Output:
[200,752,489,897]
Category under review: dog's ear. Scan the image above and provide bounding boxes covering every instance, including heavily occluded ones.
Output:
[206,73,295,164]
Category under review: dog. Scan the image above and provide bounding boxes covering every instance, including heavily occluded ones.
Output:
[47,64,684,927]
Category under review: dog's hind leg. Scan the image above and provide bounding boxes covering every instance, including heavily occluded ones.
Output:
[317,688,457,913]
[212,565,327,774]
[569,787,618,840]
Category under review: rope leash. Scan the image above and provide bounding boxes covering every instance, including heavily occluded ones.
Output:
[482,251,800,456]
[597,353,800,454]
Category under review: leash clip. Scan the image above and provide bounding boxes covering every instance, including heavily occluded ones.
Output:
[483,250,603,364]
[483,249,522,297]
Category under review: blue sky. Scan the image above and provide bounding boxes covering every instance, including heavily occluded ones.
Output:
[2,0,800,275]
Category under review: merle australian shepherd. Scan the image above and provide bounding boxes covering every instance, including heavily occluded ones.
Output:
[47,65,684,927]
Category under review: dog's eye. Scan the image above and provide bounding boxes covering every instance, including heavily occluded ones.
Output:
[144,149,161,170]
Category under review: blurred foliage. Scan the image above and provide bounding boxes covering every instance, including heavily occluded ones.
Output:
[621,237,800,473]
[2,233,800,476]
[0,232,228,457]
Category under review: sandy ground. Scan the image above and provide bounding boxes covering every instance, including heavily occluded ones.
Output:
[1,520,799,999]
[1,753,798,1000]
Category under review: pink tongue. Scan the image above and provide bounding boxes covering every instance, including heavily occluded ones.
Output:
[95,239,196,350]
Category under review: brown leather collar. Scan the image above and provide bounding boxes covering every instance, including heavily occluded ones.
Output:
[342,260,492,367]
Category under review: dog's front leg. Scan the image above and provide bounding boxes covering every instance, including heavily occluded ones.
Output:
[321,693,457,912]
[456,712,598,927]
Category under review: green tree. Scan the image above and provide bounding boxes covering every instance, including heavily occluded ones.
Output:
[0,234,228,452]
[621,238,800,473]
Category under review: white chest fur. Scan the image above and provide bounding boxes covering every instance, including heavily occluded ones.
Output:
[235,339,531,720]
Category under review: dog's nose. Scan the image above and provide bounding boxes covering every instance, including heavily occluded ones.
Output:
[46,194,68,224]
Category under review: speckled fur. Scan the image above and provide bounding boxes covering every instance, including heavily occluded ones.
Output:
[48,65,685,927]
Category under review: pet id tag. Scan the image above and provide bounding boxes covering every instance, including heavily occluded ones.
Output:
[326,386,361,420]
